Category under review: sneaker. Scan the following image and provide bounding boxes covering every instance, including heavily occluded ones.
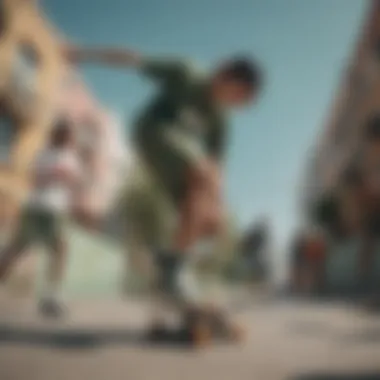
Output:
[38,298,66,319]
[146,323,170,342]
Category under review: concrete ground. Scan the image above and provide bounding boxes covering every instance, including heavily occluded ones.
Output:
[0,295,379,380]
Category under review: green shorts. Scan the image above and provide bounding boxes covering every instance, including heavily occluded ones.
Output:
[13,206,66,250]
[119,157,177,250]
[137,125,206,205]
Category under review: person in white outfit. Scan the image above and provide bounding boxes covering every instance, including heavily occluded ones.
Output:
[0,119,82,317]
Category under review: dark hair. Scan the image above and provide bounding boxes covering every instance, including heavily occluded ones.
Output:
[341,163,362,187]
[365,114,380,141]
[50,119,73,148]
[218,56,263,91]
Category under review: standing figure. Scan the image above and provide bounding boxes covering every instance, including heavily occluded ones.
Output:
[0,120,82,318]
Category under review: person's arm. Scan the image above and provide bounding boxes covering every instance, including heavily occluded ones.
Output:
[64,44,189,83]
[63,44,142,68]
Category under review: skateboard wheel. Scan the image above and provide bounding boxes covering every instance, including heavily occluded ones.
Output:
[191,322,213,348]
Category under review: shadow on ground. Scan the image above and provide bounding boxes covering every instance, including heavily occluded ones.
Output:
[287,320,333,337]
[287,321,380,344]
[0,324,192,350]
[291,373,380,380]
[339,328,380,345]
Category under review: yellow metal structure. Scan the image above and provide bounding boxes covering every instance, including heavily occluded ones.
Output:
[0,0,63,210]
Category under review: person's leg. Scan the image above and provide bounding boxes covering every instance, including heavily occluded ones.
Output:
[45,239,66,300]
[152,166,214,301]
[174,167,223,252]
[174,186,207,252]
[0,209,31,282]
[144,173,210,342]
[141,127,223,253]
[171,168,227,346]
[0,237,28,282]
[39,214,67,318]
[138,133,223,341]
[201,175,224,238]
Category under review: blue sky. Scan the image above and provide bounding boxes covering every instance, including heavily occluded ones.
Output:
[43,0,368,250]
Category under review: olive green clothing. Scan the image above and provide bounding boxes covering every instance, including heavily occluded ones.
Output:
[12,206,66,250]
[118,160,203,306]
[133,58,227,204]
[124,58,229,306]
[119,158,177,250]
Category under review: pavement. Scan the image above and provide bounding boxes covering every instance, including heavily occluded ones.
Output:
[0,294,379,380]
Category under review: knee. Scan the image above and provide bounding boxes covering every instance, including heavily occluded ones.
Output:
[202,210,224,236]
[187,166,210,189]
[51,239,67,257]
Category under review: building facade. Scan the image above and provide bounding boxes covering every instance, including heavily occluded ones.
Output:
[304,0,380,219]
[297,1,380,294]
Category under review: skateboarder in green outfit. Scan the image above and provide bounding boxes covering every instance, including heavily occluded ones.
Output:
[65,45,263,345]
